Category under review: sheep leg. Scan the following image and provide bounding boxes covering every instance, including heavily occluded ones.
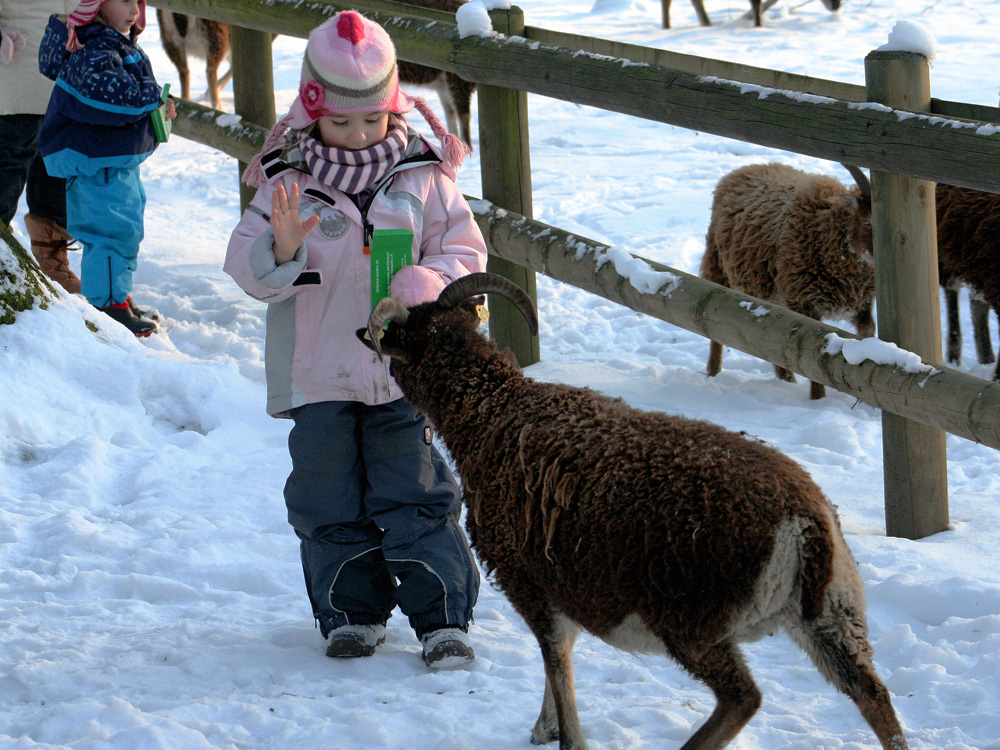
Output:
[528,611,584,748]
[773,364,796,383]
[661,0,672,29]
[531,676,560,745]
[206,64,221,110]
[671,640,761,749]
[808,380,827,400]
[773,363,823,399]
[706,341,723,377]
[971,295,995,366]
[701,243,726,379]
[791,620,909,749]
[784,303,824,398]
[853,307,876,340]
[944,284,962,365]
[162,43,191,101]
[689,0,712,27]
[446,74,476,149]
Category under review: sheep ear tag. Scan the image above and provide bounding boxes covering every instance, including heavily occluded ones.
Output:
[476,304,489,325]
[363,328,385,342]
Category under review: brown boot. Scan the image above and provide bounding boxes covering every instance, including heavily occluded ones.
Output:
[23,213,82,294]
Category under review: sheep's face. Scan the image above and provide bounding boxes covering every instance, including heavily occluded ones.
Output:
[842,192,874,263]
[355,300,486,415]
[355,299,484,373]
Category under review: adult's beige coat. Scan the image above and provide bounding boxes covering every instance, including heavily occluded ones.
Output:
[0,0,76,115]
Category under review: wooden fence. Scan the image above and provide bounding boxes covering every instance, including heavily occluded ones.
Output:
[150,0,1000,540]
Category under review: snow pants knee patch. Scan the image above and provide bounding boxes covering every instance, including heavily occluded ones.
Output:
[284,400,480,636]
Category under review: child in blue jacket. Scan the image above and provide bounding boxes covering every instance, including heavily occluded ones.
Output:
[37,0,173,336]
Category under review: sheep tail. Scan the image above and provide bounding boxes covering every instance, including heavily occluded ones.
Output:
[798,513,836,622]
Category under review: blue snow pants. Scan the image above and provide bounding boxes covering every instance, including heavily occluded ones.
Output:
[66,167,146,307]
[284,399,480,637]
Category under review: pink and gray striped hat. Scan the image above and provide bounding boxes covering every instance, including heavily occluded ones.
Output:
[65,0,147,51]
[291,10,402,121]
[245,10,469,186]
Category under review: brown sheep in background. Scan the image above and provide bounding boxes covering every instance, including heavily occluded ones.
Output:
[661,0,841,29]
[395,0,476,149]
[701,162,874,399]
[156,11,231,111]
[357,273,908,750]
[936,183,1000,378]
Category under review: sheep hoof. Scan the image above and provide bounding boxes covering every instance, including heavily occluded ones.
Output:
[774,366,796,383]
[530,726,559,745]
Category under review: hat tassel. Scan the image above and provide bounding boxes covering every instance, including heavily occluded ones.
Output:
[411,97,471,170]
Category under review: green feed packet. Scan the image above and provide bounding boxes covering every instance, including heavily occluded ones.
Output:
[152,83,172,143]
[370,229,414,309]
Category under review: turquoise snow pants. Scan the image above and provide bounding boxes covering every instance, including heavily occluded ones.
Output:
[67,167,146,307]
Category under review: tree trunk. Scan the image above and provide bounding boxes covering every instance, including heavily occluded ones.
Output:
[0,223,56,326]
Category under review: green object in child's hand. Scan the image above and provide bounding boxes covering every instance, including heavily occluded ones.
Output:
[152,83,172,143]
[370,229,413,309]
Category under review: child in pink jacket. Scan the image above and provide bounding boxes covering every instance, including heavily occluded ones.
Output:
[225,11,486,667]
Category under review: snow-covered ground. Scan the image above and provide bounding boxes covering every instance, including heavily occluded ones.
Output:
[3,0,1000,747]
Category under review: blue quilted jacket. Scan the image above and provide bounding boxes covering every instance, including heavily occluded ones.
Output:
[37,15,161,177]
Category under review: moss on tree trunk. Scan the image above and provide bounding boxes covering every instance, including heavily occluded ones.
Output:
[0,223,55,326]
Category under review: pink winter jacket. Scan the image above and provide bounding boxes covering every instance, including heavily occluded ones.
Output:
[224,132,488,416]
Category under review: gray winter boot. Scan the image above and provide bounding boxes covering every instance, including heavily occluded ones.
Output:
[420,626,475,668]
[326,623,386,658]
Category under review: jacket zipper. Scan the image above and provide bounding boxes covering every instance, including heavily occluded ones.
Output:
[358,149,440,255]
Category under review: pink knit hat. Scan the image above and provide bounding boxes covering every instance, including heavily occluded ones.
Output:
[244,10,469,187]
[66,0,147,51]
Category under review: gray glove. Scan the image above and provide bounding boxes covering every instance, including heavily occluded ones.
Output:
[0,26,26,64]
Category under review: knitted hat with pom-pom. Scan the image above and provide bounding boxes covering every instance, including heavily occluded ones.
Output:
[65,0,147,51]
[244,10,469,187]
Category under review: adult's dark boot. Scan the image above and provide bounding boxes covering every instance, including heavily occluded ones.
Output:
[24,213,82,294]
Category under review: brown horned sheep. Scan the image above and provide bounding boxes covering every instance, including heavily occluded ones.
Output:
[357,273,908,750]
[701,161,874,399]
[936,183,1000,377]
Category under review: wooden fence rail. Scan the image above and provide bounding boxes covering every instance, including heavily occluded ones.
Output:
[153,0,1000,192]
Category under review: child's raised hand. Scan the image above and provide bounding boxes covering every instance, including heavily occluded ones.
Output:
[271,182,320,264]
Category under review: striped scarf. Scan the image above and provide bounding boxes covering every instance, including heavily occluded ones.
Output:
[298,123,408,195]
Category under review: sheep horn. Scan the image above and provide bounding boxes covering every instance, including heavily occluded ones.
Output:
[367,297,410,356]
[841,163,871,197]
[437,272,539,335]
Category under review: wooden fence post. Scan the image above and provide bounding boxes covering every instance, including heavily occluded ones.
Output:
[865,50,949,539]
[230,27,276,212]
[478,6,540,367]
